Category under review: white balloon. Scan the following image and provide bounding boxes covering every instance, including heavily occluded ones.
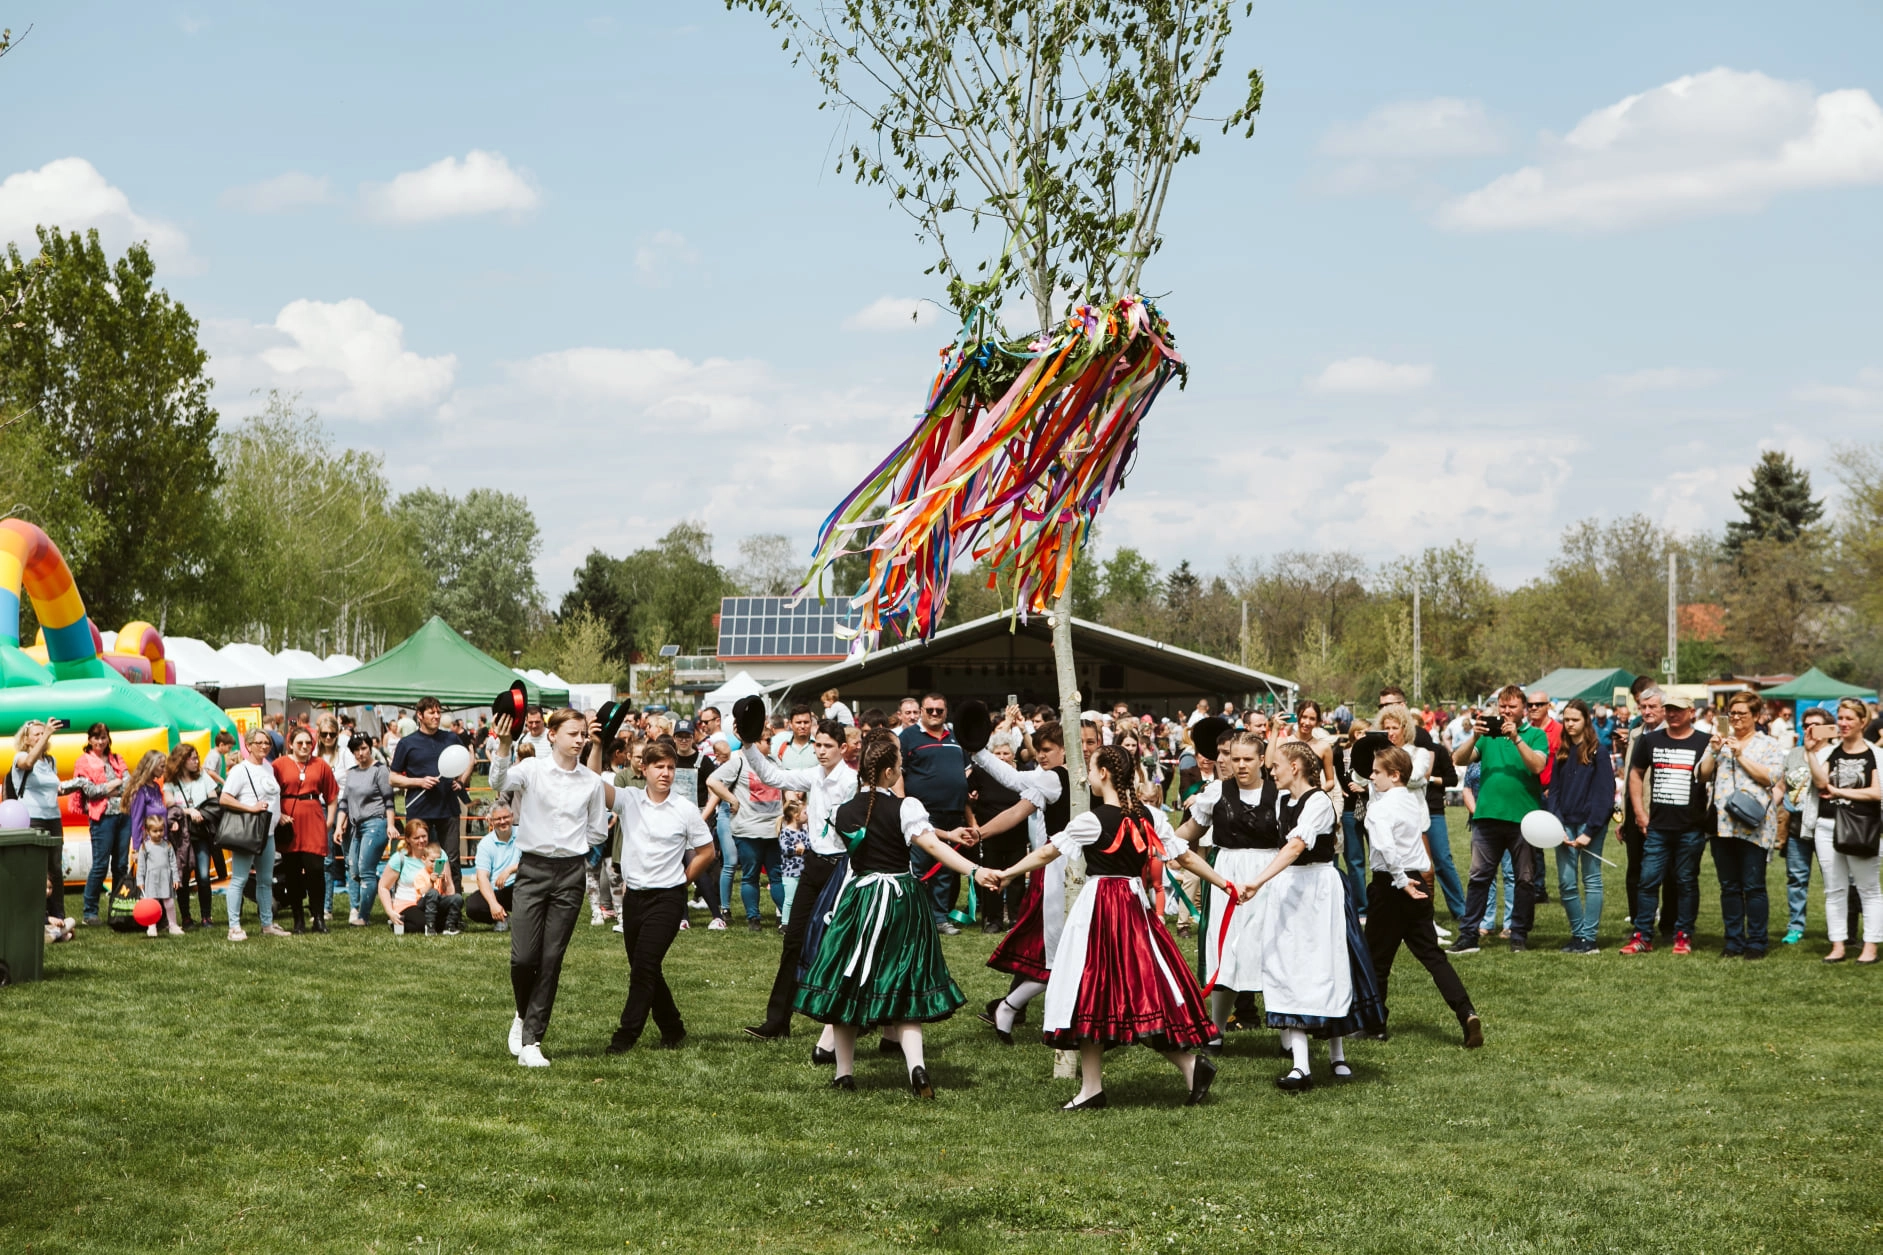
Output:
[1520,810,1567,849]
[437,744,471,779]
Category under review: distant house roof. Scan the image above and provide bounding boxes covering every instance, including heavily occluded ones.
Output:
[765,612,1296,706]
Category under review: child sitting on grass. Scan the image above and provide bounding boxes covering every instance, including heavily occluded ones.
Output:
[776,797,810,929]
[134,810,183,936]
[377,819,463,936]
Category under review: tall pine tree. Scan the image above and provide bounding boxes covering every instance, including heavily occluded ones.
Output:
[1726,451,1823,555]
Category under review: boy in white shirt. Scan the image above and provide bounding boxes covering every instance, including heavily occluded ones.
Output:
[1363,745,1482,1049]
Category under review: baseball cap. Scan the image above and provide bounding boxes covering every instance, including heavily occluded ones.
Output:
[1661,694,1693,710]
[674,719,697,735]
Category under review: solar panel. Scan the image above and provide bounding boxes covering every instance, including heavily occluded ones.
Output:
[717,596,863,659]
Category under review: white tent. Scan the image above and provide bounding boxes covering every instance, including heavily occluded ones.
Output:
[277,648,336,679]
[220,643,292,702]
[324,653,364,674]
[164,636,262,688]
[700,670,771,723]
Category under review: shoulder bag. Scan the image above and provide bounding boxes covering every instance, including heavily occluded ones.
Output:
[217,764,271,855]
[1829,748,1882,859]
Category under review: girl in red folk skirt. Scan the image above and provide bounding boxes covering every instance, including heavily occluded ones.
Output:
[979,745,1254,1109]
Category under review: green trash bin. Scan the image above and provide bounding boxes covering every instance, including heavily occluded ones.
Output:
[0,827,61,986]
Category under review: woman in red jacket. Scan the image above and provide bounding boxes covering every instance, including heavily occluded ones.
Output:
[274,727,339,933]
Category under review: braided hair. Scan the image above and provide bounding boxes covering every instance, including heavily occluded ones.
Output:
[1276,739,1322,787]
[857,730,901,833]
[1094,743,1145,819]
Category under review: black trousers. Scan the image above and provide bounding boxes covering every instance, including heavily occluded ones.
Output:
[282,851,327,924]
[617,885,689,1045]
[466,882,514,924]
[758,850,841,1032]
[509,852,586,1048]
[1366,872,1474,1022]
[1461,819,1539,942]
[976,831,1028,925]
[34,817,64,919]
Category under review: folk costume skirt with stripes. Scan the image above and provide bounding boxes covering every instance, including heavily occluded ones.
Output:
[793,870,964,1028]
[1041,874,1214,1050]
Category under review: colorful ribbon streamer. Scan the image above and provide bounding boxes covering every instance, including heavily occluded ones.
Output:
[1198,883,1242,998]
[801,295,1185,641]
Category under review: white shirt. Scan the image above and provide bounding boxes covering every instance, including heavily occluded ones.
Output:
[487,752,609,858]
[221,758,281,832]
[612,785,714,890]
[823,701,854,727]
[742,745,857,856]
[971,748,1064,850]
[10,752,62,820]
[519,730,552,757]
[1367,744,1433,832]
[1365,787,1431,888]
[318,747,351,798]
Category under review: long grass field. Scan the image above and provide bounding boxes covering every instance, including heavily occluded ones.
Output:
[3,810,1880,1253]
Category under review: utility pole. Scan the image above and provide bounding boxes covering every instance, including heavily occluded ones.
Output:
[1239,599,1249,670]
[1412,582,1422,705]
[1664,550,1678,686]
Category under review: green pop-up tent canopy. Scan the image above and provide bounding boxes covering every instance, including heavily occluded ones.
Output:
[1528,667,1638,704]
[1756,667,1877,701]
[286,616,569,708]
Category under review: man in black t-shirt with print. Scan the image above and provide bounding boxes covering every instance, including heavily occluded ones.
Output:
[1623,693,1719,956]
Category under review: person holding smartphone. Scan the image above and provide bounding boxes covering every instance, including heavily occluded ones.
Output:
[1449,685,1549,954]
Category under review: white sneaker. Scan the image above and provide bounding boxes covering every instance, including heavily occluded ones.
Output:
[147,924,158,937]
[517,1043,550,1068]
[591,907,605,925]
[508,1015,524,1057]
[228,928,247,942]
[689,897,707,910]
[612,921,624,934]
[167,924,184,936]
[1434,923,1452,942]
[707,918,728,931]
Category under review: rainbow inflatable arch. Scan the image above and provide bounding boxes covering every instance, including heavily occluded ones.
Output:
[0,519,237,880]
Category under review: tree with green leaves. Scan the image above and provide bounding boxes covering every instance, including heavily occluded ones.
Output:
[396,487,543,657]
[731,0,1263,824]
[0,228,223,629]
[559,523,735,663]
[1725,450,1823,555]
[211,391,426,654]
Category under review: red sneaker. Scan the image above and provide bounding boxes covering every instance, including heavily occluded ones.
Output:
[1620,932,1653,955]
[1672,931,1692,955]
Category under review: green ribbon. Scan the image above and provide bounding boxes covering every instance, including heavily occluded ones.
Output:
[1164,871,1201,921]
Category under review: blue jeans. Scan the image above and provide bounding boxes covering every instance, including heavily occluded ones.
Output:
[82,814,132,918]
[1339,811,1368,908]
[734,835,785,920]
[348,817,389,922]
[1632,827,1705,937]
[1784,824,1813,934]
[1427,812,1466,919]
[1712,836,1769,954]
[1556,823,1607,942]
[714,809,737,918]
[226,831,278,930]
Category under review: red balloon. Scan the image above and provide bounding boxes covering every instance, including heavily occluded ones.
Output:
[132,897,162,927]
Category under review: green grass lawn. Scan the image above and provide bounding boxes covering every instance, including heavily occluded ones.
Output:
[4,811,1881,1253]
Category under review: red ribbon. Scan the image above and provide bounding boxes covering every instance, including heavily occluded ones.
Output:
[1198,882,1241,998]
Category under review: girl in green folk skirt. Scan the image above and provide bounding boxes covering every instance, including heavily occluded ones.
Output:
[795,731,982,1098]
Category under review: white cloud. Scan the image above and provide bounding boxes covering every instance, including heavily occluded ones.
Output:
[1306,357,1434,395]
[1796,366,1883,408]
[361,150,539,224]
[220,171,333,214]
[0,157,194,268]
[844,296,943,332]
[1317,98,1505,194]
[210,298,457,420]
[1652,463,1747,535]
[634,229,699,285]
[1602,366,1724,394]
[1439,68,1883,232]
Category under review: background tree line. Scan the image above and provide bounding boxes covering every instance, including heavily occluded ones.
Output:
[4,228,1876,700]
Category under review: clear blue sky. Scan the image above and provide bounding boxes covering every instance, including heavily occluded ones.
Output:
[4,2,1879,594]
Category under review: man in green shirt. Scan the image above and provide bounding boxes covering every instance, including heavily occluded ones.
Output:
[1449,684,1549,954]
